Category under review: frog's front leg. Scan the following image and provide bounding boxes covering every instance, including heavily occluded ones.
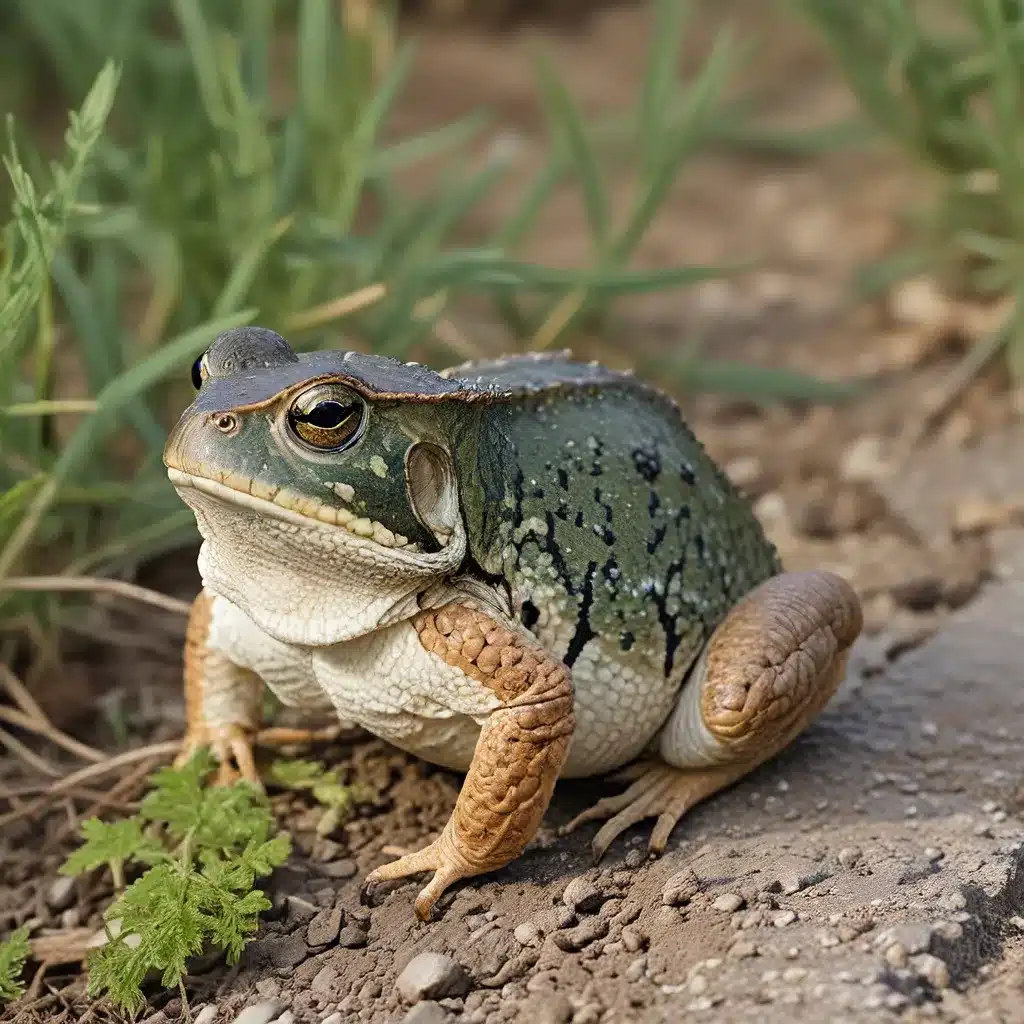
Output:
[363,604,574,921]
[178,589,340,785]
[563,570,863,859]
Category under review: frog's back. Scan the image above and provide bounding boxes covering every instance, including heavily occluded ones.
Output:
[447,353,780,774]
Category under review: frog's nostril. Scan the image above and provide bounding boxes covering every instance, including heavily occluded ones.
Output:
[211,412,239,434]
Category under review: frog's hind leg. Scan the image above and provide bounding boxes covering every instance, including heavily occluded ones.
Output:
[561,570,863,861]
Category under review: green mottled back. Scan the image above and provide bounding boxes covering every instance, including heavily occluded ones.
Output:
[445,355,782,682]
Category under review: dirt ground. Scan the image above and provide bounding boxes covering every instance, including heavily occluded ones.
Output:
[3,4,1024,1022]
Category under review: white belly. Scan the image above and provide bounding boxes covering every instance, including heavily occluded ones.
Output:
[207,597,683,778]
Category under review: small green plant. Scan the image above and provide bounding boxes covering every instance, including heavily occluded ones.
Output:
[0,926,30,1004]
[270,757,372,836]
[61,750,291,1015]
[793,0,1024,377]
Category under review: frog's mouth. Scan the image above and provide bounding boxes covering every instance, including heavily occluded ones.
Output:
[166,465,427,553]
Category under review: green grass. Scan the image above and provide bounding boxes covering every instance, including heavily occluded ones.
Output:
[793,0,1024,377]
[0,0,822,652]
[0,926,30,1004]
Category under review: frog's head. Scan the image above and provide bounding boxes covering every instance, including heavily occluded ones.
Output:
[163,327,492,646]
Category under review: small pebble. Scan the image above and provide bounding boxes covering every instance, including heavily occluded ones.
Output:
[621,925,647,952]
[396,953,469,1003]
[837,847,861,869]
[713,893,745,913]
[46,876,76,912]
[773,910,797,928]
[321,1015,343,1024]
[912,953,950,989]
[271,1014,295,1024]
[624,849,645,869]
[884,943,908,968]
[562,878,605,913]
[514,921,542,946]
[337,924,368,948]
[232,1003,282,1024]
[729,939,758,959]
[625,956,646,983]
[662,868,700,906]
[194,1008,219,1024]
[403,1002,449,1024]
[321,859,358,879]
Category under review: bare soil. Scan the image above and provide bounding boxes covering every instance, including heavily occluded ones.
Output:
[4,4,1024,1023]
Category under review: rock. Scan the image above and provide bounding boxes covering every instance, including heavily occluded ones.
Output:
[271,1014,295,1024]
[46,876,76,911]
[259,934,309,969]
[403,1004,449,1024]
[621,925,647,952]
[773,910,797,928]
[194,1008,219,1024]
[337,924,368,948]
[561,878,605,914]
[551,916,609,952]
[321,1015,343,1024]
[306,908,342,947]
[514,921,542,947]
[662,868,700,906]
[712,892,745,913]
[285,895,318,925]
[876,922,934,956]
[728,940,758,960]
[837,847,862,869]
[911,953,950,989]
[232,1003,282,1024]
[321,859,358,879]
[884,943,908,968]
[312,965,338,993]
[396,953,470,1003]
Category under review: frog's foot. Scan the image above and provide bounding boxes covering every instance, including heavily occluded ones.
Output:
[176,723,259,786]
[563,570,863,861]
[362,824,483,922]
[563,760,752,861]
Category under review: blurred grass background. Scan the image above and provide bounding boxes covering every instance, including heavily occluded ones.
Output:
[1,0,1022,677]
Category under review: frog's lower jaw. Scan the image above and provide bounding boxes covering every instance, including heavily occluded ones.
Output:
[561,570,863,860]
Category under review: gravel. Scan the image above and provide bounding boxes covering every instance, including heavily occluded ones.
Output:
[712,893,745,913]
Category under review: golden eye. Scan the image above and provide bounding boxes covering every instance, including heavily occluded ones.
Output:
[288,387,363,452]
[212,412,238,433]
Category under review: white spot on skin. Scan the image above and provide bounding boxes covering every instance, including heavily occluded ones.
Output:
[327,481,355,502]
[369,455,388,478]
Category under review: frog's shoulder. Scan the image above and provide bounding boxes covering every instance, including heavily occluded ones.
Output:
[439,351,675,407]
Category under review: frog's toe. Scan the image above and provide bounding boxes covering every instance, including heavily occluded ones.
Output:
[563,761,744,862]
[175,724,262,788]
[362,829,474,921]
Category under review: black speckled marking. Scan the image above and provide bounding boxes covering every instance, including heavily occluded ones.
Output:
[632,445,662,483]
[564,561,598,668]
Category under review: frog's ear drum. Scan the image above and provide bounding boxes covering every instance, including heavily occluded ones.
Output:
[406,442,459,547]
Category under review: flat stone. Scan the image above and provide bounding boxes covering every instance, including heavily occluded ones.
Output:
[306,908,342,947]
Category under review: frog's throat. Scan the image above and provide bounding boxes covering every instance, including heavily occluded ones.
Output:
[167,465,427,553]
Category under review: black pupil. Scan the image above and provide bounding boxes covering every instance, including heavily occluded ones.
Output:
[301,401,350,429]
[191,357,204,390]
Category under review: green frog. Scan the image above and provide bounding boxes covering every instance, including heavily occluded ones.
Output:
[163,326,862,920]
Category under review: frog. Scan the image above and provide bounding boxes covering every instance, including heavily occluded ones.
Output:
[163,326,863,920]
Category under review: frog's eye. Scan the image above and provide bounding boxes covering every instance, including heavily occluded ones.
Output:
[191,353,209,390]
[287,385,363,452]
